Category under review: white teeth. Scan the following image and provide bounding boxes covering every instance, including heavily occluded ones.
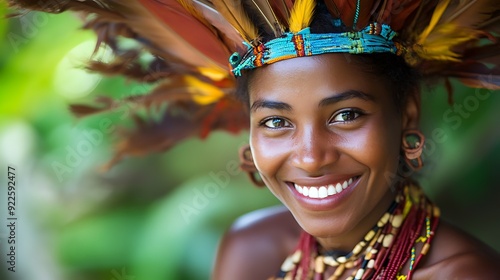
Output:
[335,183,342,193]
[328,184,336,195]
[294,177,357,199]
[303,186,309,197]
[318,187,328,198]
[295,184,303,193]
[309,187,319,198]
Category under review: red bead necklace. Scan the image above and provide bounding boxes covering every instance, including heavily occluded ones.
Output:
[270,181,440,280]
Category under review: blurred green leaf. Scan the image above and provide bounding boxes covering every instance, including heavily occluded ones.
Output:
[58,207,146,269]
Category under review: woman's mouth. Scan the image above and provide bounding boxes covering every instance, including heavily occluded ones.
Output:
[293,176,360,199]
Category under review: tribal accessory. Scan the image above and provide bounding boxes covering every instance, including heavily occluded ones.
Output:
[402,130,426,171]
[238,145,266,187]
[231,23,398,76]
[6,0,500,164]
[271,181,440,280]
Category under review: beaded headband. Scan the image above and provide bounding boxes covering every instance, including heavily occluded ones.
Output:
[230,22,398,77]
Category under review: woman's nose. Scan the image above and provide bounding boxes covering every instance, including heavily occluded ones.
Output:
[290,125,340,175]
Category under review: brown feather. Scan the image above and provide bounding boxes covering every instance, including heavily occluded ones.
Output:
[248,0,285,36]
[102,96,248,170]
[7,0,122,20]
[443,62,500,89]
[375,0,390,22]
[192,0,245,52]
[86,46,172,83]
[441,0,500,28]
[404,0,437,39]
[212,0,260,44]
[10,0,234,70]
[445,78,454,104]
[69,97,115,118]
[137,0,231,70]
[462,40,500,65]
[477,10,500,34]
[80,1,226,71]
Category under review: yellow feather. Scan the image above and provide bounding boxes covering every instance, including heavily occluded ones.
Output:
[185,76,225,104]
[289,0,315,33]
[417,0,452,44]
[212,0,259,44]
[197,67,228,81]
[416,23,481,61]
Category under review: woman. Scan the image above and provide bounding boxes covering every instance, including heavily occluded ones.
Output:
[7,0,500,279]
[212,2,500,278]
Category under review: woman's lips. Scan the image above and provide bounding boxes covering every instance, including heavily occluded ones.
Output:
[286,175,362,211]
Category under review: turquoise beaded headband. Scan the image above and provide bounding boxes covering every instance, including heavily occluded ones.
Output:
[230,23,398,77]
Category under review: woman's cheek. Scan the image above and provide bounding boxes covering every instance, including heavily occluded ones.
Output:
[340,118,400,174]
[251,133,291,180]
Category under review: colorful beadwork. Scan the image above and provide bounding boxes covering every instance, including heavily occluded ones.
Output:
[230,24,398,76]
[270,181,440,280]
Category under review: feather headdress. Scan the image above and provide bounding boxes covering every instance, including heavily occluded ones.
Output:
[6,0,500,167]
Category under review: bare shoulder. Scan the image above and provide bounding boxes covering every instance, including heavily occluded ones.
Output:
[212,205,301,280]
[415,220,500,279]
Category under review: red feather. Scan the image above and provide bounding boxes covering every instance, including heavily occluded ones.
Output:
[269,0,294,24]
[193,0,246,52]
[325,0,376,30]
[138,0,231,70]
[378,0,421,31]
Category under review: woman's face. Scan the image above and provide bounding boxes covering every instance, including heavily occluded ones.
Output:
[248,54,415,241]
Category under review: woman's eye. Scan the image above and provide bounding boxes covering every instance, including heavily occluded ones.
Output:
[263,118,291,128]
[332,110,360,123]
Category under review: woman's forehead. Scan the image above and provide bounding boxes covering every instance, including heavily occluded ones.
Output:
[248,54,390,103]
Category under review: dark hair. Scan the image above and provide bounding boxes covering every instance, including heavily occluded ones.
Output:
[235,2,421,112]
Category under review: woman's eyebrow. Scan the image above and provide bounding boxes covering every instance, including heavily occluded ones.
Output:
[250,90,374,112]
[318,90,376,107]
[250,100,292,112]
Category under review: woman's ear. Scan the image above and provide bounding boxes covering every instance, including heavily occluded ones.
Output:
[402,88,421,130]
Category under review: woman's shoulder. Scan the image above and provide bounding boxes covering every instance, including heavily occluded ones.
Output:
[212,205,301,280]
[212,208,500,280]
[415,220,500,279]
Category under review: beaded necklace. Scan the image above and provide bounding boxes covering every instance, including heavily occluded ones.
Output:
[270,181,440,280]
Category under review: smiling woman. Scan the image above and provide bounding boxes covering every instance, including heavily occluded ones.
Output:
[249,54,405,239]
[212,0,500,279]
[5,0,500,279]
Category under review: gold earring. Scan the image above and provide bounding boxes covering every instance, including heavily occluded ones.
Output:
[402,129,425,170]
[239,145,265,187]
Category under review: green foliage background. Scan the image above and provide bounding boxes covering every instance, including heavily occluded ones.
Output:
[0,4,499,280]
